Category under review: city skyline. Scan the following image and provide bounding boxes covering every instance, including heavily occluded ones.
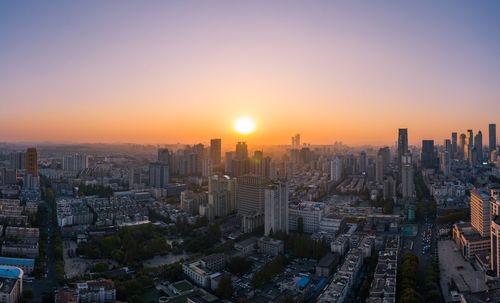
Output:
[1,1,500,145]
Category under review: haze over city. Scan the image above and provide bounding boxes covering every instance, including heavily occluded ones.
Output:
[2,2,500,303]
[1,1,499,146]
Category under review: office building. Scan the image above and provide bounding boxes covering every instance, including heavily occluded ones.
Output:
[375,154,384,184]
[291,134,301,148]
[397,128,408,180]
[149,162,169,188]
[490,190,500,276]
[452,132,458,158]
[401,152,414,199]
[158,148,170,165]
[288,202,325,234]
[490,124,497,153]
[459,133,467,160]
[470,189,490,237]
[75,279,116,303]
[264,182,289,236]
[9,152,25,170]
[210,139,221,166]
[475,131,483,164]
[330,157,343,182]
[25,148,37,176]
[466,129,474,161]
[236,175,268,216]
[421,140,436,169]
[440,151,451,177]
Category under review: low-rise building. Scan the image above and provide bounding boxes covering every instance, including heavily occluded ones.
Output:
[257,237,284,256]
[75,279,116,303]
[316,253,339,277]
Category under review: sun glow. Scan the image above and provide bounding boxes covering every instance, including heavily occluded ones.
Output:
[234,117,256,135]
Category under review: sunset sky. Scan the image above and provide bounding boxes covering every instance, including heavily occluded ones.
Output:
[1,1,499,147]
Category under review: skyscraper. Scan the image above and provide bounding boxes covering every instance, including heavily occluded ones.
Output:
[235,142,248,160]
[398,128,409,180]
[25,148,38,176]
[459,133,466,160]
[291,134,300,148]
[210,138,222,166]
[451,132,458,158]
[236,175,268,216]
[490,124,497,153]
[440,150,450,177]
[158,148,170,165]
[466,129,474,161]
[401,152,415,199]
[474,131,483,164]
[9,152,25,170]
[149,162,169,188]
[375,154,384,184]
[421,140,436,169]
[264,182,289,236]
[470,188,490,237]
[330,157,343,182]
[491,189,500,276]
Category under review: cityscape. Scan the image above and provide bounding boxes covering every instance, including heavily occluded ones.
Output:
[1,1,500,303]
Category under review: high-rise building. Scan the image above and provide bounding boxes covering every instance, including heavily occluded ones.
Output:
[9,152,25,170]
[383,177,396,201]
[470,189,490,237]
[421,140,436,169]
[149,162,169,188]
[401,152,415,199]
[291,134,301,148]
[490,124,497,153]
[358,151,367,174]
[440,151,451,177]
[210,139,222,166]
[375,154,384,184]
[451,132,458,159]
[264,182,289,236]
[236,175,268,216]
[209,175,237,212]
[475,131,483,164]
[63,154,89,171]
[330,157,342,182]
[398,128,409,180]
[158,148,170,165]
[490,189,500,276]
[225,152,234,174]
[466,129,474,162]
[459,133,467,160]
[235,142,248,160]
[25,148,38,176]
[378,147,391,169]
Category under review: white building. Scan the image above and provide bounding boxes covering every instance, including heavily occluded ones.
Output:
[264,182,289,236]
[288,202,325,234]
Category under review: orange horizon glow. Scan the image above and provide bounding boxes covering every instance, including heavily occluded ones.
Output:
[0,2,498,147]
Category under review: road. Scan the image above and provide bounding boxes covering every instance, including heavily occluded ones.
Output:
[30,188,57,302]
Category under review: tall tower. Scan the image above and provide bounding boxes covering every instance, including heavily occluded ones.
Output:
[470,189,490,237]
[264,182,289,236]
[157,148,170,165]
[291,134,301,148]
[25,148,38,175]
[210,138,222,166]
[490,124,497,153]
[451,132,458,159]
[459,133,466,160]
[398,128,409,180]
[236,175,268,216]
[401,152,415,199]
[466,129,474,162]
[375,154,384,184]
[475,131,483,164]
[491,190,500,276]
[421,140,436,169]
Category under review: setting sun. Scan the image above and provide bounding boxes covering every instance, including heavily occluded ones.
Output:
[234,117,256,135]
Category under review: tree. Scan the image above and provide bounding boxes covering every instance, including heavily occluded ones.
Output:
[215,274,234,299]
